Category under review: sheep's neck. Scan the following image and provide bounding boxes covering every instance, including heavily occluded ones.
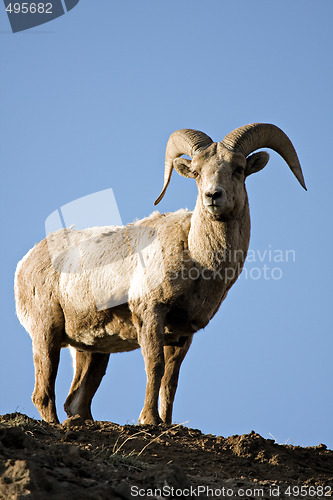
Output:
[188,200,251,272]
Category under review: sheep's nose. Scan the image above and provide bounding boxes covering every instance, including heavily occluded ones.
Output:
[205,189,222,202]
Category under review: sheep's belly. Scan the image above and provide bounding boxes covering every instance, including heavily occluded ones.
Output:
[63,312,140,353]
[63,327,140,353]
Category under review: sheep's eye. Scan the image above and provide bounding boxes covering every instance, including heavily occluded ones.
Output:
[234,166,245,175]
[192,170,199,178]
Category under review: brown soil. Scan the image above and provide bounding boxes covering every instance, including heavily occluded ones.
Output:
[0,413,332,499]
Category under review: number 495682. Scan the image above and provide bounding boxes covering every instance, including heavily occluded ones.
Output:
[6,3,53,14]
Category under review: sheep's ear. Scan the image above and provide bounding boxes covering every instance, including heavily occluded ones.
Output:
[245,152,270,177]
[173,158,196,179]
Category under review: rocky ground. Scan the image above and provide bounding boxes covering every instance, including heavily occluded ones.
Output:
[0,412,332,499]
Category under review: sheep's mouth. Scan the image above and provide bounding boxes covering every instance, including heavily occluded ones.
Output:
[206,203,222,211]
[204,202,225,217]
[204,202,233,221]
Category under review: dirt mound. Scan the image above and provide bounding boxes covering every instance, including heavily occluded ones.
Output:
[0,413,332,499]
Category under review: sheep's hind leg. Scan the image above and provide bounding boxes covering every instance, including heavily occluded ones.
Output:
[159,335,193,424]
[64,349,110,420]
[31,327,62,424]
[136,305,165,425]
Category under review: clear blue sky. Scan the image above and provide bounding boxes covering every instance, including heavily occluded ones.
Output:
[1,1,332,448]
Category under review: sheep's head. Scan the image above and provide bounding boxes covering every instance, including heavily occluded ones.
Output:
[154,124,306,220]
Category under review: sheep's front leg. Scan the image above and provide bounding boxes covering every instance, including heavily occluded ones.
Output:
[64,350,110,420]
[136,306,165,425]
[159,335,193,424]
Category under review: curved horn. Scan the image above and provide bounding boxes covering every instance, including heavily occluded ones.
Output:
[221,123,307,190]
[154,129,213,205]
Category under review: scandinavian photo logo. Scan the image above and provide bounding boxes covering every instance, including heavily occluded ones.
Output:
[45,188,295,311]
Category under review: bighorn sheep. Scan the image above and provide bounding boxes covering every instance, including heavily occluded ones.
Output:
[14,123,306,425]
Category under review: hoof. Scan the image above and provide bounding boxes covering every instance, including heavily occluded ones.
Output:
[62,414,90,428]
[138,410,162,426]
